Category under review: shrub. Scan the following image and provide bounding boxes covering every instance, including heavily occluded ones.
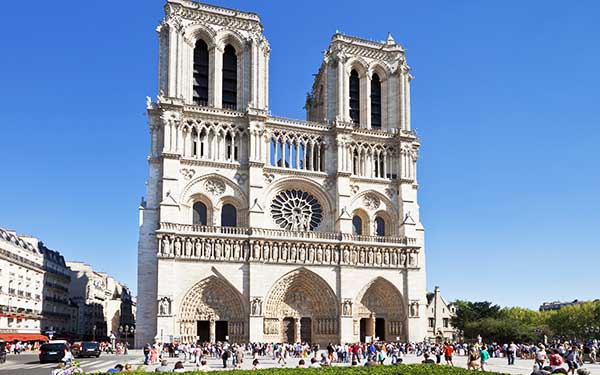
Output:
[90,364,508,375]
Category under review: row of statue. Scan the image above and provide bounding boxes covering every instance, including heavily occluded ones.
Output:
[158,236,419,268]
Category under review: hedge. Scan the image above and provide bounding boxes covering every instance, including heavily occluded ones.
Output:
[90,364,508,375]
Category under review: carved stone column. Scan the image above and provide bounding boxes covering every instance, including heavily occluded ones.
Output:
[209,318,216,343]
[294,318,301,343]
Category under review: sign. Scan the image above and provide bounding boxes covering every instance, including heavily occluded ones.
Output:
[45,330,56,340]
[365,336,372,343]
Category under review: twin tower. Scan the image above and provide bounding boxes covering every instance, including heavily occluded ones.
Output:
[136,0,426,347]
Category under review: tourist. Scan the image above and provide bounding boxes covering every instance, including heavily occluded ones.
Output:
[149,344,158,365]
[422,353,435,364]
[536,344,548,370]
[565,346,581,375]
[507,341,517,365]
[172,361,185,373]
[297,359,307,368]
[221,347,230,368]
[154,359,170,372]
[467,346,480,370]
[320,352,331,367]
[310,357,321,368]
[480,345,490,371]
[106,364,124,373]
[550,349,565,371]
[252,358,261,370]
[197,359,210,372]
[443,342,455,366]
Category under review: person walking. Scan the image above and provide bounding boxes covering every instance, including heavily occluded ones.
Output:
[479,345,490,371]
[535,344,547,370]
[443,342,455,366]
[507,342,517,365]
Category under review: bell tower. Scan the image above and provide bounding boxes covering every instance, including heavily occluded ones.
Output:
[156,0,270,111]
[306,33,411,132]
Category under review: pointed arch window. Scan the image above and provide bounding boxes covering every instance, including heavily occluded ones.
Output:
[352,216,363,235]
[193,202,208,226]
[221,204,237,227]
[375,217,385,236]
[371,73,382,129]
[222,45,237,109]
[349,69,360,124]
[193,40,209,106]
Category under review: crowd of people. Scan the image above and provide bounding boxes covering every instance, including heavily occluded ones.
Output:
[92,339,599,373]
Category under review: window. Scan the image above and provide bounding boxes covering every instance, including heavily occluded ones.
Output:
[221,204,237,227]
[193,202,208,226]
[349,70,360,124]
[428,318,434,328]
[222,44,237,109]
[375,217,385,236]
[193,39,209,105]
[443,318,449,328]
[371,73,382,128]
[352,216,363,235]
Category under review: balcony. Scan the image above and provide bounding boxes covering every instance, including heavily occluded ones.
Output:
[159,223,415,245]
[156,223,420,269]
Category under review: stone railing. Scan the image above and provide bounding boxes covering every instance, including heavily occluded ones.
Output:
[155,224,420,269]
[159,223,415,246]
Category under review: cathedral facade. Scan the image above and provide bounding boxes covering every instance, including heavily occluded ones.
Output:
[136,0,426,347]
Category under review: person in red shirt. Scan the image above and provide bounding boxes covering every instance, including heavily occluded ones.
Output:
[549,349,565,371]
[443,343,455,366]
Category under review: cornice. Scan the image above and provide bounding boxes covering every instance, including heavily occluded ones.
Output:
[263,166,329,179]
[166,0,262,33]
[180,157,245,170]
[350,176,398,185]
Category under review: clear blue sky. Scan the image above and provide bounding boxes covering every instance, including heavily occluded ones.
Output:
[1,1,598,309]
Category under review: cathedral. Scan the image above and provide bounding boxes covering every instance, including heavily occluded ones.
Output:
[136,0,426,347]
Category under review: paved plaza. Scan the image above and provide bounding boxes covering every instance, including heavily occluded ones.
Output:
[2,350,599,375]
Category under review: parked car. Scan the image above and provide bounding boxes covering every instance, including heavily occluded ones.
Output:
[39,342,68,363]
[70,342,82,356]
[75,341,100,358]
[0,339,6,364]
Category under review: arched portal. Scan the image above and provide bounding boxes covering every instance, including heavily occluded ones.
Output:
[179,276,247,343]
[264,268,338,344]
[355,277,406,342]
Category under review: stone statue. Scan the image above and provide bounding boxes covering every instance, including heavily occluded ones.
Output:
[342,300,352,316]
[233,241,241,260]
[410,301,418,317]
[161,237,170,256]
[224,241,231,259]
[174,238,181,256]
[195,240,202,258]
[408,252,416,267]
[343,248,350,264]
[251,298,262,316]
[159,297,170,316]
[185,239,192,257]
[368,249,374,265]
[316,247,323,263]
[253,242,260,259]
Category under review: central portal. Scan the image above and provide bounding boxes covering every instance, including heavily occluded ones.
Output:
[375,318,385,341]
[300,317,312,343]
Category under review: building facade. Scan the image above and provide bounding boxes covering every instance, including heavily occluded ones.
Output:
[0,229,45,340]
[68,262,135,342]
[29,241,76,337]
[136,0,426,347]
[426,287,456,342]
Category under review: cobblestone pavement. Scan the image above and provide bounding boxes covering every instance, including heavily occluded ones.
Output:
[2,350,599,374]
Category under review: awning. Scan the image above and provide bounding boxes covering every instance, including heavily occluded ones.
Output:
[0,333,48,342]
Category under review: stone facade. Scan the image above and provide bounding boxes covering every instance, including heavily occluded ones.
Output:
[136,0,426,347]
[68,262,135,343]
[0,229,44,336]
[426,287,457,342]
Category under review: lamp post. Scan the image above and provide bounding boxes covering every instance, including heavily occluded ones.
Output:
[92,324,97,342]
[119,325,135,354]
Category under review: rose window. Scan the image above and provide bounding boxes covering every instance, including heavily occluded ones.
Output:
[271,189,323,231]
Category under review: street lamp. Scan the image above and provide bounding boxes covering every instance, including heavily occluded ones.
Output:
[92,324,97,342]
[119,325,135,353]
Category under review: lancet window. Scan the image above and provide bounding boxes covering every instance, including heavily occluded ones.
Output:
[193,39,209,106]
[349,143,397,179]
[182,121,246,163]
[269,132,325,172]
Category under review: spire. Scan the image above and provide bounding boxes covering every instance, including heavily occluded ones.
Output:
[386,32,396,46]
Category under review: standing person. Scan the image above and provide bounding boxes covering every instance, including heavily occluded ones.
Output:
[507,342,517,365]
[550,349,565,372]
[221,347,230,368]
[435,345,442,364]
[535,344,547,370]
[565,346,580,375]
[479,345,490,372]
[143,343,151,365]
[443,342,455,366]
